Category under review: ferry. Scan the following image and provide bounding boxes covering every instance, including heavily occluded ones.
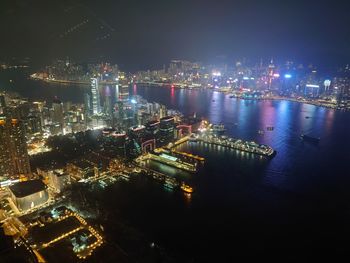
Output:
[180,182,194,193]
[300,134,320,143]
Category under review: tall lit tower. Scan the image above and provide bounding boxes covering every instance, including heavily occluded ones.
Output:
[115,76,120,102]
[0,116,12,177]
[52,97,64,129]
[0,94,6,114]
[324,79,331,95]
[0,117,31,178]
[8,118,31,176]
[91,77,101,114]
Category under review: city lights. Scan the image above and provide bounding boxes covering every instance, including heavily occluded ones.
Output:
[1,0,350,260]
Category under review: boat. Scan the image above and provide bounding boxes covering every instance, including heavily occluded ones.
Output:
[180,182,194,193]
[300,134,320,143]
[266,126,274,131]
[258,130,264,135]
[212,99,215,102]
[229,95,234,98]
[305,116,311,119]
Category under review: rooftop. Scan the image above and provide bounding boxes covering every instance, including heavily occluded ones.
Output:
[9,180,47,198]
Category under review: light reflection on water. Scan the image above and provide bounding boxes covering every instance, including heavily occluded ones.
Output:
[133,85,350,195]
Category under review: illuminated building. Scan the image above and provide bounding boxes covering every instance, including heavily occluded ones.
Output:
[115,79,120,101]
[49,171,70,193]
[305,84,320,97]
[145,120,160,137]
[129,125,146,143]
[91,78,101,115]
[103,86,113,122]
[324,79,331,94]
[181,115,202,133]
[159,116,175,143]
[9,180,49,211]
[333,76,350,101]
[84,93,91,118]
[0,116,12,177]
[67,160,97,181]
[103,130,127,154]
[25,115,42,134]
[159,105,167,119]
[0,94,6,114]
[119,84,129,102]
[0,117,31,177]
[52,98,64,133]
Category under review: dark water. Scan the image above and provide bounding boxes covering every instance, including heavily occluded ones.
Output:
[3,70,350,260]
[0,69,88,103]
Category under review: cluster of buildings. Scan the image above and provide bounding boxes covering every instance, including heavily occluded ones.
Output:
[31,58,350,107]
[132,59,350,107]
[0,69,201,215]
[31,59,119,84]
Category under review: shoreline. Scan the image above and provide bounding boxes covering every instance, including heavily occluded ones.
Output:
[28,77,347,110]
[30,76,118,86]
[231,96,344,110]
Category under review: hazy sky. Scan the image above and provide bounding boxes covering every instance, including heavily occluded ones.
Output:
[1,0,349,70]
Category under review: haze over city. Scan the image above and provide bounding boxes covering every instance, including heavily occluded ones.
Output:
[1,0,350,70]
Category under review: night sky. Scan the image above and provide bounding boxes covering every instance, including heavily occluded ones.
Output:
[1,0,349,70]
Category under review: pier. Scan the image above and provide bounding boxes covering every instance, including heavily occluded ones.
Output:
[136,152,197,172]
[190,134,275,157]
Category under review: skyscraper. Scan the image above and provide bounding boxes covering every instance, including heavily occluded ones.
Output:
[10,118,31,175]
[104,86,113,119]
[119,85,129,102]
[159,116,175,143]
[0,94,6,114]
[0,116,12,178]
[52,98,64,129]
[84,92,91,118]
[91,77,101,114]
[0,117,31,178]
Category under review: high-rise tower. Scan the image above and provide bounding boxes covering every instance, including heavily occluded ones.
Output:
[91,77,101,115]
[0,117,31,178]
